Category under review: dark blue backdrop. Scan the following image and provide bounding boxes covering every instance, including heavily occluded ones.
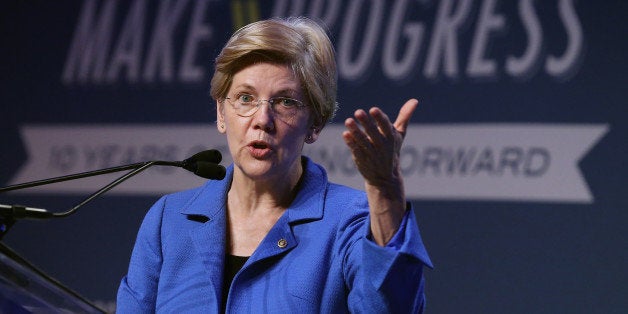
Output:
[1,1,627,313]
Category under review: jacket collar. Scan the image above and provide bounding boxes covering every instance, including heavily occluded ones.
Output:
[179,156,327,224]
[177,157,328,303]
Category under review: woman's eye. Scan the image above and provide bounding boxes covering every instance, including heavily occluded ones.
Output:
[277,97,297,107]
[238,94,254,103]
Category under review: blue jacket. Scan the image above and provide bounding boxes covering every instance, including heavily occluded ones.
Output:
[117,157,432,313]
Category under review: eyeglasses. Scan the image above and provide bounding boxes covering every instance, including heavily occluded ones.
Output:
[224,93,307,118]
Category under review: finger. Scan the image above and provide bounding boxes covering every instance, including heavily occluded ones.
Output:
[370,107,394,139]
[342,130,370,162]
[344,117,372,150]
[354,109,385,146]
[393,99,419,137]
[342,130,359,151]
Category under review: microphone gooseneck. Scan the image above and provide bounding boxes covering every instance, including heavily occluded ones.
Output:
[0,150,226,223]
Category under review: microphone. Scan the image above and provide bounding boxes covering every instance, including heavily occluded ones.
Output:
[0,149,225,193]
[182,149,222,165]
[0,150,227,224]
[179,149,226,180]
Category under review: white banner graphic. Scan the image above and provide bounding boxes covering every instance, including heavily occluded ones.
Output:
[9,124,608,203]
[308,124,609,203]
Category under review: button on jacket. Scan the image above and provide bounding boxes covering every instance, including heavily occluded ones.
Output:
[117,157,432,313]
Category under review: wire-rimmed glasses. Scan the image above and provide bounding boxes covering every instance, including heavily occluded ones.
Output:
[224,93,307,118]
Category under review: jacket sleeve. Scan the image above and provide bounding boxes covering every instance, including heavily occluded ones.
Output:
[343,203,433,313]
[116,196,166,313]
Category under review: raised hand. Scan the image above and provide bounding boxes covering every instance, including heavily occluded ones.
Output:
[342,99,419,245]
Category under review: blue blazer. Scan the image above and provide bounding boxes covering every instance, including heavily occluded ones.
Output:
[117,157,432,313]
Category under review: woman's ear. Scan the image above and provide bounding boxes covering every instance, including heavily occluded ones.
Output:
[216,100,226,134]
[305,125,322,144]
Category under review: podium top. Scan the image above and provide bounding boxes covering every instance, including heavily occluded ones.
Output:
[0,242,106,313]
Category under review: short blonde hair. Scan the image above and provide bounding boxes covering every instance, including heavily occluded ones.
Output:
[210,17,337,126]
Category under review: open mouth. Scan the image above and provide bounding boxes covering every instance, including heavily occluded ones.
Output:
[248,141,272,158]
[251,142,269,149]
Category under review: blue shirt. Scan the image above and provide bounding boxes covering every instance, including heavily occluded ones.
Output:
[117,157,432,313]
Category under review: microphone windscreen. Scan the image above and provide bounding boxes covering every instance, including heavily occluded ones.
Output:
[187,149,222,164]
[195,162,226,180]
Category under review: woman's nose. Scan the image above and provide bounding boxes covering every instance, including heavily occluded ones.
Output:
[252,101,275,131]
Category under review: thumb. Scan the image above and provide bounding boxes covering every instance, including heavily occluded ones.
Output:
[393,99,419,137]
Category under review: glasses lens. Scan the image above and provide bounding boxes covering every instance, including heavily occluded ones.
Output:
[237,101,257,116]
[227,96,304,118]
[227,96,256,116]
[272,98,301,117]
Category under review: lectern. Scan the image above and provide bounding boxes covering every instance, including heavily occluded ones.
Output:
[0,242,105,313]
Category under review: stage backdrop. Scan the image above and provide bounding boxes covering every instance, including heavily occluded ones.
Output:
[1,1,626,313]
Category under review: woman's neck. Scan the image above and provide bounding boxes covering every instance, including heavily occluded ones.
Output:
[225,161,304,256]
[228,161,303,215]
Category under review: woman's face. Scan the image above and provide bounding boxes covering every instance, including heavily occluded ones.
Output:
[217,62,318,181]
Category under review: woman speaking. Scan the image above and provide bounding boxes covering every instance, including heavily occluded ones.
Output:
[117,17,432,313]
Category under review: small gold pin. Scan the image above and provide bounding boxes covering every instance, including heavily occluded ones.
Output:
[277,238,288,248]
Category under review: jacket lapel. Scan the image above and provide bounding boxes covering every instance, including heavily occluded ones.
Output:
[180,166,233,305]
[187,212,226,307]
[244,157,328,266]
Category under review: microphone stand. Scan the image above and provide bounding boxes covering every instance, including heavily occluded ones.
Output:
[0,160,179,193]
[0,161,179,313]
[0,162,169,313]
[0,160,177,239]
[0,151,223,313]
[0,149,225,238]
